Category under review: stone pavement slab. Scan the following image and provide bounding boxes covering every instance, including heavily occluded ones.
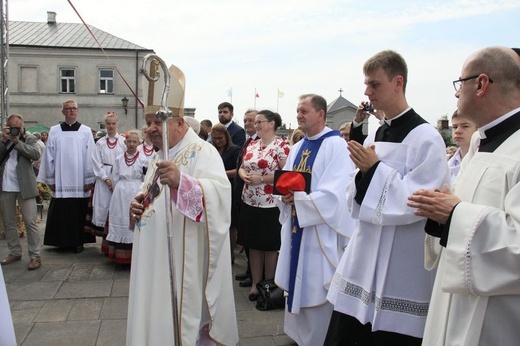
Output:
[55,280,112,299]
[97,319,126,346]
[68,298,104,321]
[34,299,74,322]
[22,320,100,346]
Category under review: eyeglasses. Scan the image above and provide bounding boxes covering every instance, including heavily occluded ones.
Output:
[63,107,79,111]
[452,74,493,92]
[254,120,270,125]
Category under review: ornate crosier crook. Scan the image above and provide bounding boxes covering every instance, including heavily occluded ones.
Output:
[140,53,181,346]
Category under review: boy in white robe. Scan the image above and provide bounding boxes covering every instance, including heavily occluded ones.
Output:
[409,46,520,346]
[326,50,449,345]
[447,110,477,184]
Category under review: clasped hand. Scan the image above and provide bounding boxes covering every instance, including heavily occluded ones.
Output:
[407,185,461,224]
[347,140,379,174]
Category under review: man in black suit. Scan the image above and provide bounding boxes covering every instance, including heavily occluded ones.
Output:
[218,102,246,147]
[234,109,258,286]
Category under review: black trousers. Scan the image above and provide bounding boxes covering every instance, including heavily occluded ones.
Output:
[324,311,422,346]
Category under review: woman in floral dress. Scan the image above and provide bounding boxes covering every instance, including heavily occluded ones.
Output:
[238,110,290,300]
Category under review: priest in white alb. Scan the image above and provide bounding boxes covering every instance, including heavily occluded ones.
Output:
[275,94,355,346]
[126,63,238,346]
[409,46,520,346]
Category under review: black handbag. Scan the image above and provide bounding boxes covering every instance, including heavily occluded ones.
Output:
[255,279,285,311]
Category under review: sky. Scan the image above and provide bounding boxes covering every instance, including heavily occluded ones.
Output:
[8,0,520,128]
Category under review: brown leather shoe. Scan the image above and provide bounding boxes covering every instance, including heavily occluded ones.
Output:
[1,254,22,265]
[28,257,41,271]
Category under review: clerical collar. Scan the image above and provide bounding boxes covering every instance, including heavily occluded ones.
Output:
[478,106,520,139]
[383,106,411,126]
[306,127,331,140]
[60,121,81,131]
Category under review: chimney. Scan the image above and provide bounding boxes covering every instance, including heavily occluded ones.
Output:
[47,11,57,25]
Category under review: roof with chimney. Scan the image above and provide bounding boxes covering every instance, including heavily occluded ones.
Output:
[9,12,149,51]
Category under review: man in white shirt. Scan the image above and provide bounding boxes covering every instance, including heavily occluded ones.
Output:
[0,114,42,270]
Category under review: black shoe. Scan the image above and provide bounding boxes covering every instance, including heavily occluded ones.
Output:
[235,272,250,281]
[73,245,84,254]
[239,277,252,287]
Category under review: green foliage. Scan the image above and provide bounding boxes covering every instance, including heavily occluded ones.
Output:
[439,129,454,147]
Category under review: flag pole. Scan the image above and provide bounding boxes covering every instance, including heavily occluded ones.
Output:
[276,90,279,112]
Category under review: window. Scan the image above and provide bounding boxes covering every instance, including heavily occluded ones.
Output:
[99,69,114,94]
[60,68,75,93]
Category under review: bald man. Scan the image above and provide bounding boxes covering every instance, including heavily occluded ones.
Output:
[409,46,520,345]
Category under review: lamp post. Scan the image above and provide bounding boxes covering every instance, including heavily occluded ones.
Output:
[121,96,129,115]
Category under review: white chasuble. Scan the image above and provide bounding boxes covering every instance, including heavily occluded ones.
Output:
[127,129,238,346]
[328,123,450,338]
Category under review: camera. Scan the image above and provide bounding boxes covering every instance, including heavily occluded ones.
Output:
[363,103,374,113]
[8,127,21,136]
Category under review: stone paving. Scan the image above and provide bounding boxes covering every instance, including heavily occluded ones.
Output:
[0,204,296,345]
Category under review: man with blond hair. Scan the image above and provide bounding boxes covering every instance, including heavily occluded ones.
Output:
[38,99,95,253]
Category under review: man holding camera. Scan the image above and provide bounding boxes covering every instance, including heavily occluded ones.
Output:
[0,114,42,270]
[325,50,450,345]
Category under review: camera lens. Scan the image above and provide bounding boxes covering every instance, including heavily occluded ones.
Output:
[9,127,20,136]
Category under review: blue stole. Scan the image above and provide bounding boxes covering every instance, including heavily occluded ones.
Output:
[287,130,340,312]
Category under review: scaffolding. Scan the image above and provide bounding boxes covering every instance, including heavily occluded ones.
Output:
[0,0,8,128]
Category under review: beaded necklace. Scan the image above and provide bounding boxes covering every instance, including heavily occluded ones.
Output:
[142,142,154,156]
[124,151,139,166]
[106,136,118,149]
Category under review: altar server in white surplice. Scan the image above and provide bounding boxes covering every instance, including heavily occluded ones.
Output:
[275,94,355,346]
[409,46,520,346]
[325,50,449,345]
[38,99,96,253]
[126,63,238,346]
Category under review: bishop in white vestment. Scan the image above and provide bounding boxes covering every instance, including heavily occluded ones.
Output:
[127,115,239,346]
